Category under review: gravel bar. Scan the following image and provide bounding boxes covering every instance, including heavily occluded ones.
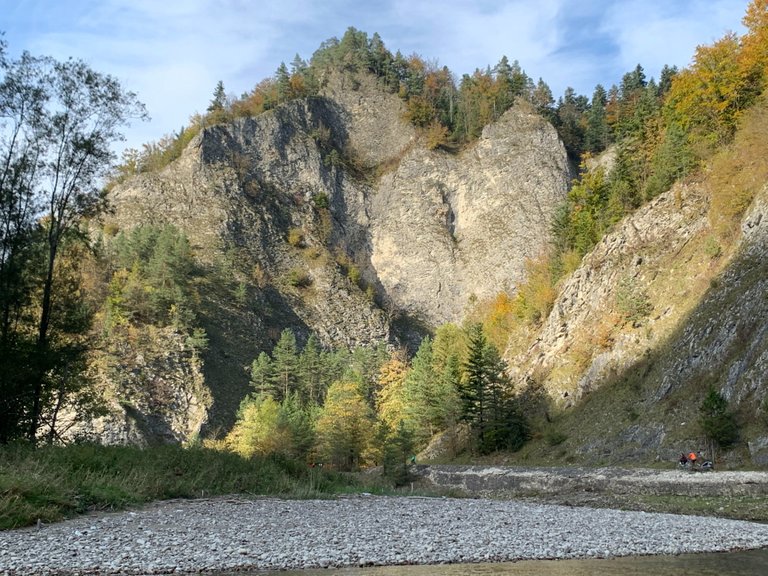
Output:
[2,495,768,575]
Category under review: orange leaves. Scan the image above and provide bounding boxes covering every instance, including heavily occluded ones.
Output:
[666,34,743,147]
[665,1,768,152]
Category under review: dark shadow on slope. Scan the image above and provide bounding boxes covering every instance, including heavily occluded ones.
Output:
[516,243,768,468]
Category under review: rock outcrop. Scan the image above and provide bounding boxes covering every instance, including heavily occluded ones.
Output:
[103,71,569,441]
[370,102,569,326]
[63,327,210,446]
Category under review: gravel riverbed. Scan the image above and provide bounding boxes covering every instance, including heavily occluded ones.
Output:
[2,495,768,575]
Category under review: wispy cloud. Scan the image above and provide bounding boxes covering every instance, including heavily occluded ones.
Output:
[601,0,747,82]
[2,0,750,153]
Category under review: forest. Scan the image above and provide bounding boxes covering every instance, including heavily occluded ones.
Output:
[1,0,767,477]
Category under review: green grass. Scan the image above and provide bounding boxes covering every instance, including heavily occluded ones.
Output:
[631,494,768,522]
[0,443,360,530]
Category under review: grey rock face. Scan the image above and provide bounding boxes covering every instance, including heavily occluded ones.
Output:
[103,75,570,442]
[370,103,569,325]
[655,184,768,406]
[63,327,210,446]
[510,161,768,461]
[513,182,711,400]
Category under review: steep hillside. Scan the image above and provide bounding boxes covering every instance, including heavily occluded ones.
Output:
[506,171,768,466]
[102,70,569,438]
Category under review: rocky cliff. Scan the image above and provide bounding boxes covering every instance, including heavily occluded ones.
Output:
[370,102,568,326]
[509,164,768,466]
[102,70,569,440]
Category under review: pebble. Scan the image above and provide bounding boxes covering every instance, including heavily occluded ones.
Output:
[2,495,768,574]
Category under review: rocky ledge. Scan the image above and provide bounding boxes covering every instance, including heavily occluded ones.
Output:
[2,493,768,575]
[414,464,768,498]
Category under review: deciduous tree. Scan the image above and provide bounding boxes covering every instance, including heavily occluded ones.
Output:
[0,44,145,441]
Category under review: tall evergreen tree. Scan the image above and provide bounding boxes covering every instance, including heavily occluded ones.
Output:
[270,329,300,401]
[584,84,610,153]
[403,336,439,443]
[461,323,528,454]
[250,352,274,396]
[298,334,324,405]
[207,80,226,112]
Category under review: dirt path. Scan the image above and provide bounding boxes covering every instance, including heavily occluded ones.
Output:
[413,464,768,521]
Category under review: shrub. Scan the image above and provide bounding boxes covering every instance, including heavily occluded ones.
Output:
[615,276,652,326]
[704,235,722,259]
[425,121,450,150]
[312,192,329,209]
[708,96,768,238]
[347,264,361,286]
[699,387,739,449]
[287,228,305,248]
[545,429,568,446]
[286,268,312,288]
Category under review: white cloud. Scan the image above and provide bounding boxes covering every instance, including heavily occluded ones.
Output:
[601,0,748,83]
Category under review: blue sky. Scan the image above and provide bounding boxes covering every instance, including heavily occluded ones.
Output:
[2,0,750,155]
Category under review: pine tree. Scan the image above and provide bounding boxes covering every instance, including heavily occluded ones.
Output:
[584,84,610,153]
[270,329,300,401]
[298,334,323,405]
[461,323,528,454]
[403,336,439,444]
[276,63,291,104]
[207,80,226,112]
[250,352,274,396]
[700,387,739,451]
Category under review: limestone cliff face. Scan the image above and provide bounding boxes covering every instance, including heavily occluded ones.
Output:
[370,103,569,325]
[104,72,569,440]
[64,327,210,446]
[513,181,711,400]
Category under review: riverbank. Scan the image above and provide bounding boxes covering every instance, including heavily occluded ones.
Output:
[0,444,355,530]
[413,465,768,521]
[2,494,768,574]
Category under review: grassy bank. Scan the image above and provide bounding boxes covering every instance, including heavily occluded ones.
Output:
[0,443,359,530]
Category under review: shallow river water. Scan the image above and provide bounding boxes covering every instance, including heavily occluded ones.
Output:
[229,549,768,576]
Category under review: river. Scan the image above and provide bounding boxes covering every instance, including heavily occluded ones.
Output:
[231,549,768,575]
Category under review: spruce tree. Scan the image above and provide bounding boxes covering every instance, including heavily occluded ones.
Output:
[270,329,300,401]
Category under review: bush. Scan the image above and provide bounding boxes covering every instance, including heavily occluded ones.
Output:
[545,429,568,446]
[615,276,652,326]
[699,387,739,449]
[287,228,305,248]
[312,192,329,209]
[286,268,312,288]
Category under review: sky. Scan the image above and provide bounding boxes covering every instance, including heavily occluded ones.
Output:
[2,0,751,156]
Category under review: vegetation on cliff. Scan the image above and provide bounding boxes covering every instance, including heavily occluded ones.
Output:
[219,323,528,471]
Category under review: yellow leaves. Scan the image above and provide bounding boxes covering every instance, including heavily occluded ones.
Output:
[666,33,744,149]
[376,351,410,430]
[742,0,768,76]
[404,95,436,127]
[516,254,558,327]
[225,395,292,459]
[707,94,768,238]
[666,1,768,156]
[315,380,373,469]
[425,121,450,150]
[480,292,517,351]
